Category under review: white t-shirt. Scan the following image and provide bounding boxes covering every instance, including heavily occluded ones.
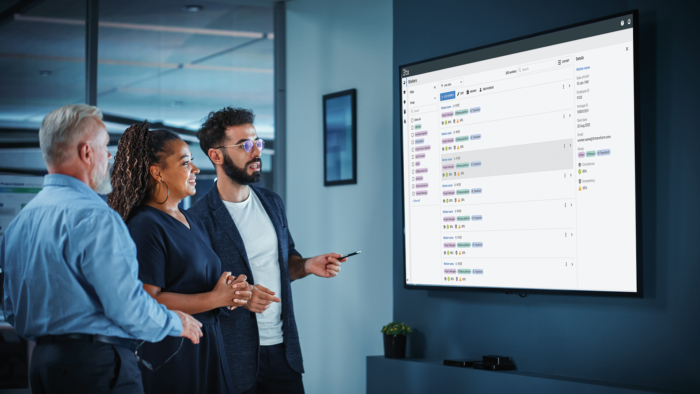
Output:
[222,189,283,346]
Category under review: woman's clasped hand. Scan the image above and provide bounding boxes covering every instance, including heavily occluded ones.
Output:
[217,272,253,310]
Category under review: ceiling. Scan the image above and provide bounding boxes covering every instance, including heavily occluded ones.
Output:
[0,0,276,141]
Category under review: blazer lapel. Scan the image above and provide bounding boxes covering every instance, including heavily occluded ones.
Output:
[209,184,253,276]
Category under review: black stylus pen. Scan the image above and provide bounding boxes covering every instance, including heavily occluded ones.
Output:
[339,251,361,259]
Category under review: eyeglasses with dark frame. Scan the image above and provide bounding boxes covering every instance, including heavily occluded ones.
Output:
[135,337,184,371]
[216,138,264,154]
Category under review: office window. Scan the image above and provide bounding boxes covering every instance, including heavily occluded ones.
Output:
[0,0,86,149]
[0,0,277,197]
[97,1,276,200]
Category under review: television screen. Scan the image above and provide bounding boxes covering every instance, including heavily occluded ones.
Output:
[400,12,641,295]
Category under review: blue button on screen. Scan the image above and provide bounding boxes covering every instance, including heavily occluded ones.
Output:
[440,91,456,101]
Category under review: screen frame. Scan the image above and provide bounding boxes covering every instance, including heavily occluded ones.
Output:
[323,88,358,187]
[399,10,643,297]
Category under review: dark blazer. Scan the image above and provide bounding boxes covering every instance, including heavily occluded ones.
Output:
[189,183,304,394]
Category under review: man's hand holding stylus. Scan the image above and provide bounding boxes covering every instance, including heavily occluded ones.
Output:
[305,253,347,278]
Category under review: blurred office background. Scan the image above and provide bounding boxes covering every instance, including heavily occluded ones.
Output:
[0,0,278,199]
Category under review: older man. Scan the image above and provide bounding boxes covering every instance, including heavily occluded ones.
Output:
[0,105,203,393]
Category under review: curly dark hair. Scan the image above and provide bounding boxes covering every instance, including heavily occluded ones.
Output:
[197,107,255,159]
[107,122,180,222]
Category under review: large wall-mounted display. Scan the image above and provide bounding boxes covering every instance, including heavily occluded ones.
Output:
[400,11,641,295]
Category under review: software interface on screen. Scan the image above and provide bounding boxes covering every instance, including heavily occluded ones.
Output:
[402,14,638,292]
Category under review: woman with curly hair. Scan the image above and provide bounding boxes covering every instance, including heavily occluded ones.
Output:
[108,123,252,394]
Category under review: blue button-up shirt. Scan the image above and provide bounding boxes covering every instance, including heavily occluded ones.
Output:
[1,174,182,341]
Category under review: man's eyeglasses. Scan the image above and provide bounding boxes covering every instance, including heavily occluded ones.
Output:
[216,139,264,154]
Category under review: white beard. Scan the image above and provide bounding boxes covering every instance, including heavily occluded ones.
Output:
[92,163,113,195]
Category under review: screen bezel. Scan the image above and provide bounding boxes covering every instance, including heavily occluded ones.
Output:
[399,10,643,297]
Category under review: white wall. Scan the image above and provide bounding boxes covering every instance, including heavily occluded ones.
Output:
[285,0,393,393]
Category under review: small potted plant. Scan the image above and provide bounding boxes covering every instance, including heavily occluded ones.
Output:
[381,322,412,358]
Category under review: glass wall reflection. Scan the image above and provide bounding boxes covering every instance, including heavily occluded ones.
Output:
[0,0,276,196]
[97,1,276,198]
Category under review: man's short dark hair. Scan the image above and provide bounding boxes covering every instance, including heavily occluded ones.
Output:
[197,107,255,157]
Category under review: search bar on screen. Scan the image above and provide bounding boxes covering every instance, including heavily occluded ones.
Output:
[518,59,557,74]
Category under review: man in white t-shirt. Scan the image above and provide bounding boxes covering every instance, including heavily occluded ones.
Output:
[190,107,346,394]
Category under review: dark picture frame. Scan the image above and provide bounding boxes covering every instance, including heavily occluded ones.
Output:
[323,89,357,186]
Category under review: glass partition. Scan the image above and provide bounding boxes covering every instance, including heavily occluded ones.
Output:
[97,1,276,197]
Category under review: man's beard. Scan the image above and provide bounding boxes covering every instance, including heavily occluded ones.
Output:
[222,151,261,186]
[92,162,113,195]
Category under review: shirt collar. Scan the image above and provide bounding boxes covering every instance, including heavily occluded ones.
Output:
[43,174,102,199]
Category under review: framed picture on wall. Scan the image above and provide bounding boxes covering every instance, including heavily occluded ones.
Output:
[323,89,357,186]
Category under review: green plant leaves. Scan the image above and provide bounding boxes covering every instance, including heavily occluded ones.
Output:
[380,321,412,335]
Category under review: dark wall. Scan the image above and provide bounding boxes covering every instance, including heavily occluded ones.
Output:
[392,1,700,392]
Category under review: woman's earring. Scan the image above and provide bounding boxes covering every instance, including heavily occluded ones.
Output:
[151,180,169,204]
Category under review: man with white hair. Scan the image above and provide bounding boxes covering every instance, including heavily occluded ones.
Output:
[0,105,204,393]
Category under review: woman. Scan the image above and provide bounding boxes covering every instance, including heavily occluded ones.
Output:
[108,123,252,394]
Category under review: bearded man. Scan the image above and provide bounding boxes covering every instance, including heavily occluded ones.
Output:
[189,107,346,394]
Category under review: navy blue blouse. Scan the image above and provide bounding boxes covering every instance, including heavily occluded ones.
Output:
[127,205,232,394]
[129,205,221,298]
